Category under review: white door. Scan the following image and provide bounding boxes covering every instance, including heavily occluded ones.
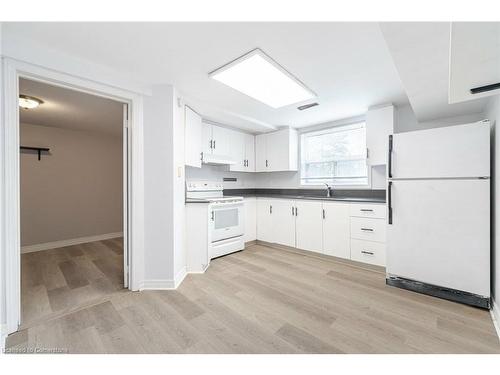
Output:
[386,179,490,297]
[229,130,246,172]
[212,125,232,158]
[185,106,202,168]
[255,133,267,172]
[256,199,273,242]
[322,202,350,259]
[245,133,255,172]
[244,197,257,242]
[390,121,490,179]
[122,104,130,288]
[295,200,323,253]
[266,130,288,172]
[202,122,212,157]
[272,199,296,247]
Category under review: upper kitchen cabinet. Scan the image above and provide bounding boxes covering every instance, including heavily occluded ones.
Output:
[184,106,203,168]
[229,132,255,172]
[255,128,298,172]
[202,122,235,164]
[366,105,394,166]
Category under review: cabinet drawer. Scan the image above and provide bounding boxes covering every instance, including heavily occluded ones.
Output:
[350,217,386,242]
[350,239,386,266]
[349,203,386,219]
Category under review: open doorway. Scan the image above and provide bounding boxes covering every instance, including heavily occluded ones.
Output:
[18,78,129,326]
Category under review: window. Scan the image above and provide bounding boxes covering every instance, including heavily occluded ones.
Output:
[300,122,368,186]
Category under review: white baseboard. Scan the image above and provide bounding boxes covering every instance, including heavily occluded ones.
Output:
[491,298,500,342]
[139,267,188,291]
[174,266,188,288]
[21,232,123,253]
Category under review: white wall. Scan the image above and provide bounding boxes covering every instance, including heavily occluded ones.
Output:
[486,95,500,312]
[143,85,186,286]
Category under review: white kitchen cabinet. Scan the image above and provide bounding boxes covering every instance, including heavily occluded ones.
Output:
[230,132,255,172]
[350,239,386,267]
[184,106,202,168]
[255,133,267,171]
[255,128,298,172]
[244,133,255,172]
[202,122,235,163]
[256,199,273,243]
[366,105,394,166]
[272,199,296,247]
[244,197,257,243]
[322,202,350,259]
[295,200,323,253]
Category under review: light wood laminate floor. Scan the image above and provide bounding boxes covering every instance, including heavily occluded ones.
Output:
[6,243,500,353]
[19,238,125,329]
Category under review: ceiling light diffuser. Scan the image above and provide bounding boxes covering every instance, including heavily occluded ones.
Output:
[209,49,316,109]
[19,95,44,109]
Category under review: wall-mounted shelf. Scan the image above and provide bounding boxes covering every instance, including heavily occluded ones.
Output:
[20,146,50,161]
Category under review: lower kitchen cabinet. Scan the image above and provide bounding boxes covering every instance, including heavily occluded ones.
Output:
[256,198,273,243]
[295,200,323,253]
[322,202,351,259]
[244,197,256,243]
[272,199,296,247]
[350,239,386,267]
[254,197,386,267]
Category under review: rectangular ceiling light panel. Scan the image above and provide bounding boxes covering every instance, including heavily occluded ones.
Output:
[209,49,316,109]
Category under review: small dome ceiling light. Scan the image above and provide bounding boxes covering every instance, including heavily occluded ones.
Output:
[19,95,44,109]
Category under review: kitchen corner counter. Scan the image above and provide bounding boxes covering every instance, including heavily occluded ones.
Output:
[223,188,386,204]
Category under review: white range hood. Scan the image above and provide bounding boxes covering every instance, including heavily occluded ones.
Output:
[202,153,236,165]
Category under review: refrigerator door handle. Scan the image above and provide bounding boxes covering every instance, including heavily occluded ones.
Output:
[388,181,393,225]
[388,134,393,178]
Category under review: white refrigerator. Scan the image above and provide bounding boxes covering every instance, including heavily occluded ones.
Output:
[386,120,491,308]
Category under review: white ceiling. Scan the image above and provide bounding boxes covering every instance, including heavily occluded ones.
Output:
[19,78,124,136]
[5,22,409,133]
[379,22,490,123]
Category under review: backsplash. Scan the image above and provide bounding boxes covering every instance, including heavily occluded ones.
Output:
[185,164,387,190]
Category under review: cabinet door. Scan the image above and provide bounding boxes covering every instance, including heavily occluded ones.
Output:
[244,133,256,172]
[322,202,350,259]
[271,199,296,247]
[229,130,246,172]
[256,199,273,242]
[255,133,268,172]
[211,125,232,158]
[244,197,257,242]
[266,130,289,171]
[185,106,202,168]
[366,105,394,166]
[202,122,213,157]
[295,200,323,253]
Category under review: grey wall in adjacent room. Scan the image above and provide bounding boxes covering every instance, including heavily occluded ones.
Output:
[20,123,123,248]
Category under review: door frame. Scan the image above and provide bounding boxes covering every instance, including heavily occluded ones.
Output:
[2,58,145,334]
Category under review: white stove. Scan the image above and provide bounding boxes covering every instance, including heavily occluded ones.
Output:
[186,180,245,259]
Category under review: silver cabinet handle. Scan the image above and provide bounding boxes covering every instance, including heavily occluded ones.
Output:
[265,159,268,167]
[361,250,374,255]
[322,209,325,219]
[295,207,298,216]
[200,152,203,161]
[361,228,374,232]
[213,140,216,149]
[211,211,214,221]
[210,140,213,149]
[360,209,373,212]
[270,205,272,214]
[291,207,294,216]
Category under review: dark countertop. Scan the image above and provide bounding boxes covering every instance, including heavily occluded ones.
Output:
[223,188,386,204]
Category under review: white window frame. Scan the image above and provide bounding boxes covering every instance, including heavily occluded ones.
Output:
[300,121,369,187]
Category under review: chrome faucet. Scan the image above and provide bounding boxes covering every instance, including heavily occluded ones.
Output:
[324,183,333,198]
